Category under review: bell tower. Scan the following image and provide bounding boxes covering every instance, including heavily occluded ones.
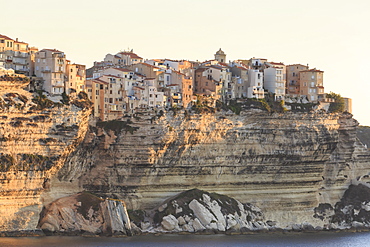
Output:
[214,48,226,63]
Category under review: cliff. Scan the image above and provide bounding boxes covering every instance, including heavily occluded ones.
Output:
[1,93,370,233]
[357,126,370,150]
[53,108,370,230]
[0,82,91,232]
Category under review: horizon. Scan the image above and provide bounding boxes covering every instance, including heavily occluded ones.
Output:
[1,0,369,125]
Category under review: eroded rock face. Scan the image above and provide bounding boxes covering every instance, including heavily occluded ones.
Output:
[2,101,370,233]
[329,183,370,229]
[0,85,91,232]
[37,192,131,236]
[56,109,370,229]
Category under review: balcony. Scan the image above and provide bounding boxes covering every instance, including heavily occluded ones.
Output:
[41,69,51,73]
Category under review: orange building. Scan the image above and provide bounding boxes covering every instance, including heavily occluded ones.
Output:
[299,68,324,102]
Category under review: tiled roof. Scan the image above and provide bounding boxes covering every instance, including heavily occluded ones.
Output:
[0,34,14,40]
[104,74,122,78]
[218,62,230,67]
[287,64,308,67]
[119,52,142,59]
[139,62,161,69]
[92,78,109,85]
[14,40,28,44]
[235,66,248,71]
[301,68,324,73]
[195,68,208,73]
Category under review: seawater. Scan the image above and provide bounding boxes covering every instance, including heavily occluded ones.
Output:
[1,232,370,247]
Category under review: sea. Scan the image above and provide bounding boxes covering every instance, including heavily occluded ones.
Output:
[2,232,370,247]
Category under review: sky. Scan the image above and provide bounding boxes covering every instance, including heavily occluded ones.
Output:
[2,0,370,125]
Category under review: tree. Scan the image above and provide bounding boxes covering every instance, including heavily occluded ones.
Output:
[326,92,345,113]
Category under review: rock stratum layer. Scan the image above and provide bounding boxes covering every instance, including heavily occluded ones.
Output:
[54,109,370,230]
[0,84,91,232]
[1,96,370,233]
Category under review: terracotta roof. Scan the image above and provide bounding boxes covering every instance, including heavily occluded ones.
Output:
[104,74,122,78]
[0,34,14,40]
[167,84,179,87]
[218,62,230,67]
[235,66,248,71]
[133,86,145,90]
[287,64,308,67]
[196,68,208,73]
[300,68,324,73]
[210,65,223,70]
[139,62,161,69]
[92,78,109,85]
[14,40,28,44]
[119,52,142,59]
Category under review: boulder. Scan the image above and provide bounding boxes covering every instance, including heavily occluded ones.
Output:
[192,218,206,231]
[161,214,179,231]
[189,199,216,226]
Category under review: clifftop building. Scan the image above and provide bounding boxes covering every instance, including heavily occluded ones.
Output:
[215,48,226,63]
[0,34,38,75]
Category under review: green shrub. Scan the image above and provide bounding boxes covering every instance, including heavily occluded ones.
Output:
[326,92,345,113]
[96,120,139,135]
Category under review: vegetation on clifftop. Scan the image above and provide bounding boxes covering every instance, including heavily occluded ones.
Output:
[96,119,139,135]
[326,92,345,113]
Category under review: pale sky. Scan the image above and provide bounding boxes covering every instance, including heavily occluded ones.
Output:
[2,0,370,125]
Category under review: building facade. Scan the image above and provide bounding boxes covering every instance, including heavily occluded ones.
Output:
[299,68,324,102]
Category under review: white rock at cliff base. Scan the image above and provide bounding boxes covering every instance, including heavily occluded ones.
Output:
[189,199,216,226]
[161,214,179,231]
[192,218,206,231]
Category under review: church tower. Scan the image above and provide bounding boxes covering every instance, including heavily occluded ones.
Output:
[214,48,226,63]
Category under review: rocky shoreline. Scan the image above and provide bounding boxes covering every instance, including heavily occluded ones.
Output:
[2,226,370,238]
